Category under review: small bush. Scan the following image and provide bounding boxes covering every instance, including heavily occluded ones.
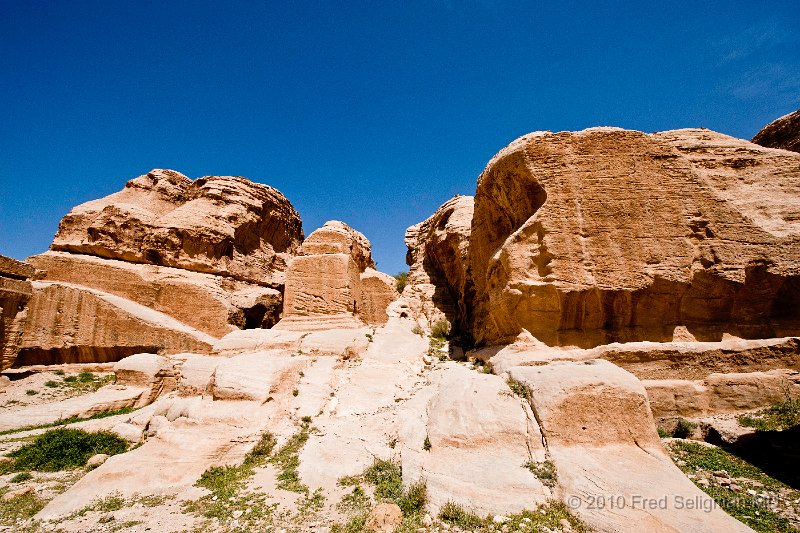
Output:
[4,428,127,472]
[244,432,277,465]
[411,325,424,336]
[9,472,32,483]
[25,390,37,396]
[507,378,530,397]
[394,272,408,293]
[63,376,78,383]
[78,372,95,383]
[364,459,403,502]
[672,418,696,439]
[53,370,65,376]
[439,501,485,528]
[44,381,59,388]
[292,389,299,397]
[657,426,670,438]
[430,319,450,340]
[423,435,431,451]
[399,479,427,514]
[524,459,557,487]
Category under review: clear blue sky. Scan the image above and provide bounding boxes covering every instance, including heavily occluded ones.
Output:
[2,1,799,275]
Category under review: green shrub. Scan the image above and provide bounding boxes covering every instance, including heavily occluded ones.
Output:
[430,319,450,340]
[9,472,32,483]
[44,381,59,388]
[423,435,431,451]
[657,426,670,438]
[78,372,95,383]
[672,418,696,439]
[524,459,557,487]
[364,459,403,502]
[394,272,408,293]
[438,501,484,528]
[4,428,127,472]
[399,479,427,514]
[25,390,37,396]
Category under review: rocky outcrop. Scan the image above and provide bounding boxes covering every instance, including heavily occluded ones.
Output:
[404,195,473,332]
[17,281,213,365]
[277,221,396,330]
[29,251,282,337]
[50,169,303,287]
[0,255,34,369]
[468,128,800,347]
[359,268,399,325]
[510,360,753,532]
[752,109,800,153]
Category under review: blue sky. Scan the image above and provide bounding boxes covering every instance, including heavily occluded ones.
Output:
[2,1,799,275]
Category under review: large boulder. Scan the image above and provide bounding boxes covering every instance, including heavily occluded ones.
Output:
[752,109,800,153]
[404,195,473,332]
[50,169,303,287]
[277,221,396,330]
[468,128,800,347]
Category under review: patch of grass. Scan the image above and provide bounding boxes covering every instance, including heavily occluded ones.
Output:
[657,426,670,438]
[499,501,589,533]
[10,472,32,483]
[702,484,796,533]
[411,325,424,336]
[44,381,59,388]
[739,396,800,432]
[53,370,65,376]
[0,487,45,524]
[0,406,135,436]
[507,377,530,397]
[270,420,311,494]
[672,417,696,439]
[439,501,485,529]
[337,485,371,514]
[93,493,126,512]
[364,459,404,502]
[394,271,408,293]
[2,428,127,472]
[25,390,37,396]
[245,432,277,465]
[670,441,786,491]
[430,319,450,340]
[524,459,557,487]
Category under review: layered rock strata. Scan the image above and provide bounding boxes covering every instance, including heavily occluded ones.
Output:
[0,255,34,369]
[50,169,303,286]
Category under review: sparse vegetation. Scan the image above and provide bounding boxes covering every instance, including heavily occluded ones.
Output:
[672,417,696,439]
[423,435,431,451]
[25,390,37,396]
[669,441,800,532]
[292,388,299,397]
[9,472,32,483]
[506,377,530,398]
[438,501,484,529]
[430,319,450,340]
[0,486,45,524]
[739,395,800,432]
[0,406,135,436]
[394,271,408,293]
[365,332,373,343]
[524,459,557,487]
[270,419,312,494]
[1,428,127,472]
[657,426,670,438]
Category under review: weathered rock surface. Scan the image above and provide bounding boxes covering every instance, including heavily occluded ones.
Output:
[752,109,800,153]
[468,128,800,346]
[510,360,753,532]
[404,195,473,332]
[29,251,281,337]
[278,221,396,330]
[17,281,213,365]
[50,169,303,286]
[0,255,34,369]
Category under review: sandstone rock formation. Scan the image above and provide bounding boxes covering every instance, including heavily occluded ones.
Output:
[752,109,800,153]
[277,221,397,330]
[29,251,281,337]
[17,281,214,365]
[466,128,800,347]
[0,255,34,369]
[50,169,303,286]
[404,195,473,333]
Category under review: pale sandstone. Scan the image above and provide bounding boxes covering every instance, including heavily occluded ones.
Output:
[50,169,303,286]
[212,351,306,402]
[399,363,549,516]
[17,281,213,366]
[510,360,753,532]
[467,128,800,346]
[0,255,33,369]
[29,251,281,337]
[752,109,800,153]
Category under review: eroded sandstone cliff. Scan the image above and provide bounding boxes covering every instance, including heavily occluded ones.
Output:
[752,109,800,153]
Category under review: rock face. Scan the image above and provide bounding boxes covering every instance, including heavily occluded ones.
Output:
[277,221,397,330]
[50,169,303,286]
[0,255,34,369]
[29,251,282,337]
[17,281,214,365]
[404,195,473,333]
[752,109,800,153]
[466,128,800,347]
